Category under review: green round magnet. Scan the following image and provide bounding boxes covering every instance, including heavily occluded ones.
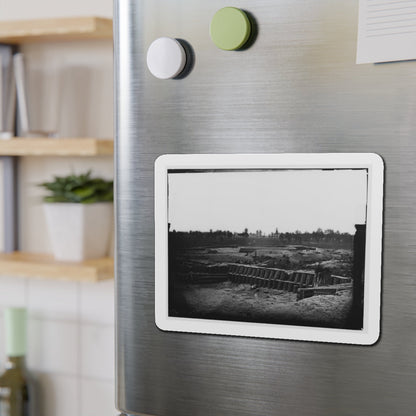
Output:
[210,7,251,51]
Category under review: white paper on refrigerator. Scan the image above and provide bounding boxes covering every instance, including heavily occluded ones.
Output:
[357,0,416,64]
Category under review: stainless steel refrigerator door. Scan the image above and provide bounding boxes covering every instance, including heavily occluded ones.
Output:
[114,0,416,415]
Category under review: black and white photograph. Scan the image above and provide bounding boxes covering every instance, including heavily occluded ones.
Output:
[155,154,383,344]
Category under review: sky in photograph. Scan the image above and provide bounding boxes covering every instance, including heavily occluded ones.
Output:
[168,169,368,234]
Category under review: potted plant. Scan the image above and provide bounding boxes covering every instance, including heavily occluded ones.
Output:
[39,171,113,262]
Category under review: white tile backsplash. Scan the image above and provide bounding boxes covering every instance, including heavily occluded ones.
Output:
[28,279,78,320]
[80,279,114,325]
[0,276,27,311]
[0,280,116,415]
[80,379,116,416]
[80,324,114,380]
[27,318,79,375]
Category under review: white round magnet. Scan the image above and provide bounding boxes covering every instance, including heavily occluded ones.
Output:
[146,37,187,80]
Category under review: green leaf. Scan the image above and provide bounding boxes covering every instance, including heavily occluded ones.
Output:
[39,171,113,204]
[72,186,95,200]
[43,195,69,203]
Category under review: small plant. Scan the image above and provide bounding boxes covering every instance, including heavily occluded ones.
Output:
[39,171,113,204]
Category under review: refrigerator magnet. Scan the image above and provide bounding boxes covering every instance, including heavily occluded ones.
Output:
[154,153,384,345]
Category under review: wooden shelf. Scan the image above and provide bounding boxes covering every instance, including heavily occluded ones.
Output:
[0,17,112,44]
[0,252,114,282]
[0,138,113,156]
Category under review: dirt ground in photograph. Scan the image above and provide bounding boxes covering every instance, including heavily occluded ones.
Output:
[169,244,354,328]
[170,281,352,328]
[177,245,353,277]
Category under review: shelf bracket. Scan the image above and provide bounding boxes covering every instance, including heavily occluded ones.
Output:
[1,155,18,252]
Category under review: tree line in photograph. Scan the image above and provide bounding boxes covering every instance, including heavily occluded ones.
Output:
[169,226,354,249]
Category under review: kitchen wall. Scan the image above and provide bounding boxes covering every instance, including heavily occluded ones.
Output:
[0,1,115,415]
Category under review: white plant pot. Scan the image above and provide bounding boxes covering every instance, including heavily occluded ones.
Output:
[43,202,113,262]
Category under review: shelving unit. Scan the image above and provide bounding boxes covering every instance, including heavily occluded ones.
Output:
[0,17,113,44]
[0,252,113,282]
[0,138,113,156]
[0,17,114,281]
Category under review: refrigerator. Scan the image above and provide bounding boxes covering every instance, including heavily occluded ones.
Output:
[114,1,416,415]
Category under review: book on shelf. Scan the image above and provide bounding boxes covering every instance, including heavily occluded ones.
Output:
[0,44,16,139]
